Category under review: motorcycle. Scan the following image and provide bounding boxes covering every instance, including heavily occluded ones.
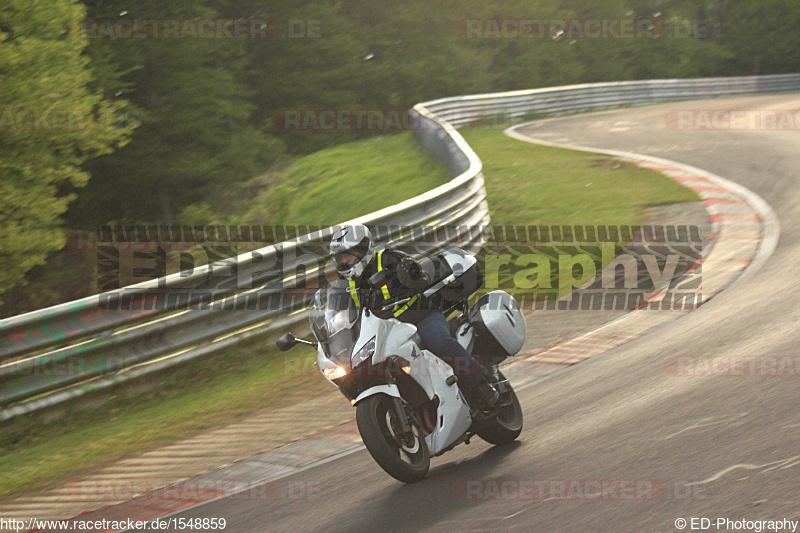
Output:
[276,247,526,483]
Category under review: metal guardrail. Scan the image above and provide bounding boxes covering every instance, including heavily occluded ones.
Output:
[420,73,800,126]
[0,109,489,420]
[2,73,800,420]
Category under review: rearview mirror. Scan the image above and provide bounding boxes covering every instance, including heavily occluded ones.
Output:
[276,332,297,351]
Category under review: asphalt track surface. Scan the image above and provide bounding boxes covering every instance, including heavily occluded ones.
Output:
[153,95,800,532]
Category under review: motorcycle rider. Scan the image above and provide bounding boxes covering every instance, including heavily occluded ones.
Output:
[329,223,500,408]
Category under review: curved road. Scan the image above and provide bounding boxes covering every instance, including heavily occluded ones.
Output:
[162,95,800,532]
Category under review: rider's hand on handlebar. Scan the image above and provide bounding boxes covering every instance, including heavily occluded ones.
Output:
[398,257,429,289]
[368,288,385,312]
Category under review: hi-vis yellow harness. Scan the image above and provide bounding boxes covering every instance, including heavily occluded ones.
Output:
[349,250,419,318]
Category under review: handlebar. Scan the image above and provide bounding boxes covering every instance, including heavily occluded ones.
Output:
[422,273,456,297]
[379,295,414,313]
[375,271,459,313]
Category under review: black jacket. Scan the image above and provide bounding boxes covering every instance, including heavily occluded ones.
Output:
[352,248,432,324]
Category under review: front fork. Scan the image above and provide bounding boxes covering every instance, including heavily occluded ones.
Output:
[385,356,412,434]
[486,364,513,397]
[486,364,501,382]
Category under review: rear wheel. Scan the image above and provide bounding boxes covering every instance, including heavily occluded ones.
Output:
[476,376,523,445]
[356,394,430,483]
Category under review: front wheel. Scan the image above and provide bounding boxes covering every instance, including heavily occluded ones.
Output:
[356,394,430,483]
[476,385,523,445]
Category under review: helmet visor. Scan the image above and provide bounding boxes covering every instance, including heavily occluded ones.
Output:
[333,237,371,273]
[334,251,361,271]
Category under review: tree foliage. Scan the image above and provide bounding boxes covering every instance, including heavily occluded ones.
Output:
[2,0,799,313]
[69,0,800,227]
[0,0,134,303]
[72,0,285,226]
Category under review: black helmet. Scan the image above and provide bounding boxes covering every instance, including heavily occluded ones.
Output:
[330,224,374,280]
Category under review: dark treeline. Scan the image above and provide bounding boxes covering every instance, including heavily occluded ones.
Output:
[1,0,798,314]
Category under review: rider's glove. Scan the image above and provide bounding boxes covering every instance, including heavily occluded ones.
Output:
[368,287,386,313]
[397,256,430,289]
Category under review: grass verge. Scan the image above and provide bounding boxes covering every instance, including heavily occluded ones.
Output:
[265,132,452,227]
[0,338,324,498]
[461,127,698,226]
[0,127,700,498]
[186,131,453,229]
[461,127,700,300]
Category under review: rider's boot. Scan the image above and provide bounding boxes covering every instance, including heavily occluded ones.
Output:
[467,378,500,409]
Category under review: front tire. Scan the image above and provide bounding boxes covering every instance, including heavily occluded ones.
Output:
[356,394,430,483]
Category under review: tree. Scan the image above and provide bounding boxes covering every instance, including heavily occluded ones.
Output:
[71,0,284,226]
[0,0,134,304]
[715,0,800,75]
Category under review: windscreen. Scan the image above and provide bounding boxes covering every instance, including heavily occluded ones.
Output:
[309,283,361,367]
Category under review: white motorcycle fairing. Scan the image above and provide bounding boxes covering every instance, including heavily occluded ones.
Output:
[320,310,472,456]
[353,383,400,404]
[279,248,526,483]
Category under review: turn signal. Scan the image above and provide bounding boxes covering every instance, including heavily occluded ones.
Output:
[323,366,347,380]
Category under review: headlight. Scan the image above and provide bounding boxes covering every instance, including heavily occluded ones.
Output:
[322,366,347,381]
[352,336,376,368]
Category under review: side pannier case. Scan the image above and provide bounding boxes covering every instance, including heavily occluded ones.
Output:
[469,290,526,365]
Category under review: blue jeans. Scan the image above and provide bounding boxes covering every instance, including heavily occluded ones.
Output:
[414,312,487,388]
